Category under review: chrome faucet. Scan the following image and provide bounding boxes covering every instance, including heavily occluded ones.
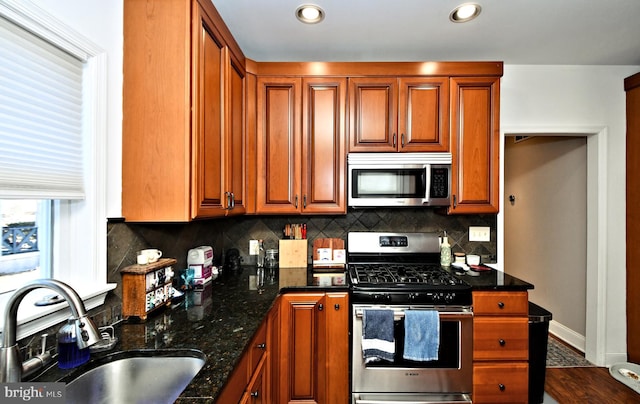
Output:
[0,279,102,382]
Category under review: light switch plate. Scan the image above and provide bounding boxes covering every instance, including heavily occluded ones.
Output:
[249,240,259,255]
[469,226,491,242]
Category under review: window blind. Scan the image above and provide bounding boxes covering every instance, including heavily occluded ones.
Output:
[0,16,84,199]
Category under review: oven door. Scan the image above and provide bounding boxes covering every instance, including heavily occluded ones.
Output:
[352,305,473,398]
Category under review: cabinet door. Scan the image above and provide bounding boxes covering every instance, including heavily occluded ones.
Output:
[449,77,500,214]
[225,54,246,215]
[279,293,324,404]
[256,77,302,213]
[323,292,349,403]
[192,4,226,219]
[398,77,450,152]
[241,355,267,404]
[349,77,398,152]
[302,78,347,214]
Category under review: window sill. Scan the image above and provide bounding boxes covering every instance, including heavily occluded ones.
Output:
[0,283,116,342]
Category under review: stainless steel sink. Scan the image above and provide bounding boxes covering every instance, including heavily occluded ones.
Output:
[61,349,206,404]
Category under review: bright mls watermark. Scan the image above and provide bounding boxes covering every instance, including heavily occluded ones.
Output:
[1,383,65,404]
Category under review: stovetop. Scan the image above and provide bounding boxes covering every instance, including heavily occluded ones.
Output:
[349,263,467,287]
[347,232,472,305]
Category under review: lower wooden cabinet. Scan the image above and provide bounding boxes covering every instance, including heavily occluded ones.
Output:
[216,291,348,403]
[472,291,529,403]
[473,362,528,403]
[278,292,349,404]
[216,308,271,403]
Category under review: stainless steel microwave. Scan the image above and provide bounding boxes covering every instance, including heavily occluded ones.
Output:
[348,153,452,207]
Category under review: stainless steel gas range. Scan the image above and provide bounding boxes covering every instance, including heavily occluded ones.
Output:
[348,232,473,404]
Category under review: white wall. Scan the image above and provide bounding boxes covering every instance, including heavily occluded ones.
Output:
[501,65,640,364]
[28,0,640,364]
[31,0,123,218]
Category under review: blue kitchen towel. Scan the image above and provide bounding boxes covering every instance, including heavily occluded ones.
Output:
[403,310,440,361]
[362,309,395,363]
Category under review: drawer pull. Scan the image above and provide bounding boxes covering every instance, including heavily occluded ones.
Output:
[499,339,506,346]
[497,301,505,309]
[498,383,505,392]
[256,343,266,350]
[335,303,340,310]
[318,303,324,311]
[251,391,259,398]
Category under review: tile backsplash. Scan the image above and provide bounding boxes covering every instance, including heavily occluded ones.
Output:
[108,209,496,298]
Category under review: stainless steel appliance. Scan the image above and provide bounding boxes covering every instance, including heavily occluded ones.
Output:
[348,232,473,404]
[348,153,451,207]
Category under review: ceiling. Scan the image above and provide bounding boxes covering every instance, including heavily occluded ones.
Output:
[210,0,640,65]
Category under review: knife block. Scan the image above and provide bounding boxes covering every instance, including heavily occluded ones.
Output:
[278,239,308,268]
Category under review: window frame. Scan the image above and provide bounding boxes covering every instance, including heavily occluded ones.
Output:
[0,0,114,341]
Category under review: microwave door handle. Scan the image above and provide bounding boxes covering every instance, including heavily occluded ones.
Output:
[422,165,431,205]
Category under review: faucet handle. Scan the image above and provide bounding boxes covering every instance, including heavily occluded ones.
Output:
[39,334,48,355]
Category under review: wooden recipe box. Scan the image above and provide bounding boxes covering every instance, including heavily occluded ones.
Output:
[120,258,177,320]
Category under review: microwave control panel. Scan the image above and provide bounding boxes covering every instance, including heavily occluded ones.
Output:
[430,167,449,199]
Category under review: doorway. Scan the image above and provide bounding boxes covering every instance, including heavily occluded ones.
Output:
[498,126,609,366]
[504,135,587,338]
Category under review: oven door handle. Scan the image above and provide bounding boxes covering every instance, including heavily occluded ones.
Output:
[355,396,471,404]
[354,307,472,320]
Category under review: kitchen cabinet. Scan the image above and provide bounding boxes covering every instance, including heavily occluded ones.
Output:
[216,304,273,403]
[348,77,449,152]
[122,0,245,221]
[472,291,529,403]
[449,77,500,214]
[256,77,346,214]
[278,292,349,403]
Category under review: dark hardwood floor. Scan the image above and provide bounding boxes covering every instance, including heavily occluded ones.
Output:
[545,367,640,403]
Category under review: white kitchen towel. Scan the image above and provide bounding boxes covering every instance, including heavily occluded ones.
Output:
[362,309,395,363]
[403,310,440,361]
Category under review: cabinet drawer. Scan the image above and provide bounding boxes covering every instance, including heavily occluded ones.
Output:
[474,317,528,360]
[473,291,528,315]
[473,362,528,403]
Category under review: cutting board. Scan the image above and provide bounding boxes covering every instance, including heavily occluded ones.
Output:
[278,239,308,268]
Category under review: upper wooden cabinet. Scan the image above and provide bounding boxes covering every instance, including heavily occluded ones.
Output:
[122,0,245,221]
[449,76,500,214]
[256,77,346,214]
[349,77,450,152]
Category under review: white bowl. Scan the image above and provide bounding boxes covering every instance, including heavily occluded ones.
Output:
[466,254,480,266]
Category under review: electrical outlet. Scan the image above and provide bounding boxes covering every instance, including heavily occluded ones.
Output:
[249,240,259,255]
[469,226,491,242]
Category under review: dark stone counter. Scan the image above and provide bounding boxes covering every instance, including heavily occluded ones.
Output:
[34,264,530,402]
[450,265,534,291]
[35,266,347,402]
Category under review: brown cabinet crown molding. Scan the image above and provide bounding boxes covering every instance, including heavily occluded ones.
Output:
[246,59,503,77]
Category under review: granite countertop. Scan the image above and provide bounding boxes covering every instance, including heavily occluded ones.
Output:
[34,266,347,402]
[450,266,534,291]
[34,264,529,402]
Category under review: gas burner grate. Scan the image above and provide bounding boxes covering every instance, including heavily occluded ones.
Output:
[350,263,465,286]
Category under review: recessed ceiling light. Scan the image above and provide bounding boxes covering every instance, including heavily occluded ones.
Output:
[449,3,481,23]
[296,4,325,24]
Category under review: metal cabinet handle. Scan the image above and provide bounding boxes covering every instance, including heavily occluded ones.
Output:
[497,301,505,309]
[393,133,397,148]
[401,133,405,147]
[453,194,457,208]
[303,194,307,209]
[231,192,235,209]
[334,303,340,310]
[498,383,506,392]
[295,195,299,208]
[499,339,506,346]
[251,391,259,397]
[318,303,324,311]
[256,342,266,350]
